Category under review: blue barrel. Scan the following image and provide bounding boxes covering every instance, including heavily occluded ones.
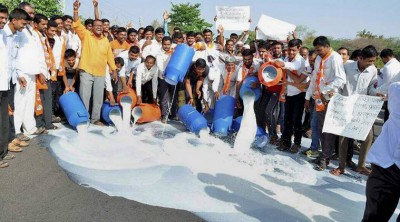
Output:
[165,44,195,85]
[203,108,214,129]
[240,76,261,101]
[178,104,208,134]
[212,96,235,136]
[101,102,122,125]
[232,116,267,137]
[59,92,89,129]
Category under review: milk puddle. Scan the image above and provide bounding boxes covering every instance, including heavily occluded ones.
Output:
[43,97,387,222]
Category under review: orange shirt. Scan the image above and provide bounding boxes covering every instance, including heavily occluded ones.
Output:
[110,39,130,51]
[72,19,116,76]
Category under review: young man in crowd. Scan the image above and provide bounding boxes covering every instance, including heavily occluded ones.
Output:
[305,36,346,171]
[185,59,209,112]
[135,55,158,105]
[72,0,117,125]
[331,45,380,176]
[275,39,307,153]
[126,28,139,47]
[118,46,141,91]
[110,27,130,56]
[62,15,81,59]
[218,56,239,98]
[62,49,79,94]
[157,36,178,123]
[338,47,351,64]
[84,19,93,31]
[142,27,164,59]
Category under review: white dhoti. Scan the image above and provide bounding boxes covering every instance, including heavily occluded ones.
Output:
[14,74,37,134]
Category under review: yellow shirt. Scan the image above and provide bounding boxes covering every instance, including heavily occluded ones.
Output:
[73,19,116,76]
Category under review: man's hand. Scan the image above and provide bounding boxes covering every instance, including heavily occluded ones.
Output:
[73,0,80,10]
[188,98,194,105]
[217,25,224,34]
[304,99,310,112]
[376,93,387,101]
[70,85,75,92]
[163,11,169,21]
[63,87,70,94]
[214,91,220,100]
[214,15,218,22]
[93,0,98,7]
[137,96,142,105]
[38,73,46,85]
[112,70,118,83]
[195,89,201,99]
[18,77,27,88]
[122,85,129,93]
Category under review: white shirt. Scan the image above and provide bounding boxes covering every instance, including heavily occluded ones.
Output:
[156,50,172,79]
[376,71,400,95]
[15,25,43,80]
[342,61,377,96]
[237,62,260,82]
[218,64,239,97]
[135,63,158,98]
[117,51,141,78]
[53,33,65,70]
[141,40,162,59]
[380,58,400,86]
[63,29,81,57]
[283,54,306,96]
[0,29,9,90]
[305,51,346,100]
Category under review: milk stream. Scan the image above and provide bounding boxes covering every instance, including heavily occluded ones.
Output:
[131,107,142,126]
[234,91,257,153]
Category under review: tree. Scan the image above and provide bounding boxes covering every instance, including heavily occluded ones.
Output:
[0,0,62,17]
[294,25,316,48]
[356,29,378,39]
[168,2,212,33]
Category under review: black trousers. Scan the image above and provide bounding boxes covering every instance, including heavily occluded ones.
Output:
[362,164,400,222]
[36,81,53,129]
[281,92,305,146]
[141,81,155,104]
[317,106,338,160]
[0,91,10,161]
[158,78,178,118]
[51,78,63,116]
[8,83,15,142]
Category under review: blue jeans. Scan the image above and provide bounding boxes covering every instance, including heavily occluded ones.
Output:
[310,100,320,150]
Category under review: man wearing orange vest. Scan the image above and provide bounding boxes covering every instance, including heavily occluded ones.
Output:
[305,36,346,171]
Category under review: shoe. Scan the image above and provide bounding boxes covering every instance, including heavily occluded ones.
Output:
[289,144,302,153]
[269,135,279,145]
[302,148,320,158]
[11,139,29,147]
[304,129,312,138]
[0,161,9,168]
[331,153,339,160]
[52,116,61,123]
[277,140,290,151]
[16,133,30,141]
[314,160,328,171]
[8,143,23,152]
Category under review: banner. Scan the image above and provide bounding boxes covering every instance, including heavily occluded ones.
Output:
[216,6,250,31]
[256,14,296,41]
[322,94,384,141]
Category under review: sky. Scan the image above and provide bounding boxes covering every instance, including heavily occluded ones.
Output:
[65,0,400,39]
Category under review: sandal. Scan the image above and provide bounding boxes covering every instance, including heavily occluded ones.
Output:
[314,159,328,171]
[48,125,59,130]
[330,168,345,176]
[8,143,23,152]
[0,161,9,168]
[4,154,15,160]
[33,127,48,135]
[16,133,30,141]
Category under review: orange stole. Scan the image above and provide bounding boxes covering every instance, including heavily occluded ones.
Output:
[314,49,333,111]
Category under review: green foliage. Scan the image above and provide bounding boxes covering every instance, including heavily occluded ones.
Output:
[168,2,212,33]
[0,0,62,17]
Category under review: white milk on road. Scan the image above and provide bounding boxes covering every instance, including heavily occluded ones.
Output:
[234,91,257,153]
[131,106,142,126]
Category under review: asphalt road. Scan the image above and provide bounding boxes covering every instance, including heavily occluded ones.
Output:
[0,136,203,222]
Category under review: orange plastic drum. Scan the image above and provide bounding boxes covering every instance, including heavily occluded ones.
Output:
[136,103,161,123]
[258,62,283,87]
[117,87,137,109]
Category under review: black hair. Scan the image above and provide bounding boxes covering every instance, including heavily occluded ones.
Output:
[308,49,315,57]
[33,13,47,24]
[203,29,212,35]
[288,39,302,48]
[18,2,33,10]
[313,36,330,47]
[186,31,195,37]
[230,33,238,38]
[62,15,73,22]
[225,39,234,45]
[138,27,144,32]
[155,27,164,34]
[84,19,93,26]
[194,58,207,68]
[380,48,393,58]
[350,49,362,60]
[337,47,350,55]
[0,3,8,15]
[172,32,183,39]
[93,19,102,24]
[145,25,154,32]
[9,8,30,21]
[300,46,309,51]
[258,42,268,50]
[173,27,181,32]
[127,28,137,36]
[129,46,140,54]
[195,32,202,36]
[50,15,62,21]
[47,20,58,28]
[145,55,156,63]
[115,57,124,66]
[242,49,253,57]
[271,40,284,48]
[162,36,172,44]
[116,27,127,34]
[101,18,110,23]
[361,45,378,59]
[64,49,77,58]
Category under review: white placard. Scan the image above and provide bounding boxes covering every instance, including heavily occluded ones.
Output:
[216,6,250,31]
[256,29,268,40]
[256,14,296,41]
[322,94,384,141]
